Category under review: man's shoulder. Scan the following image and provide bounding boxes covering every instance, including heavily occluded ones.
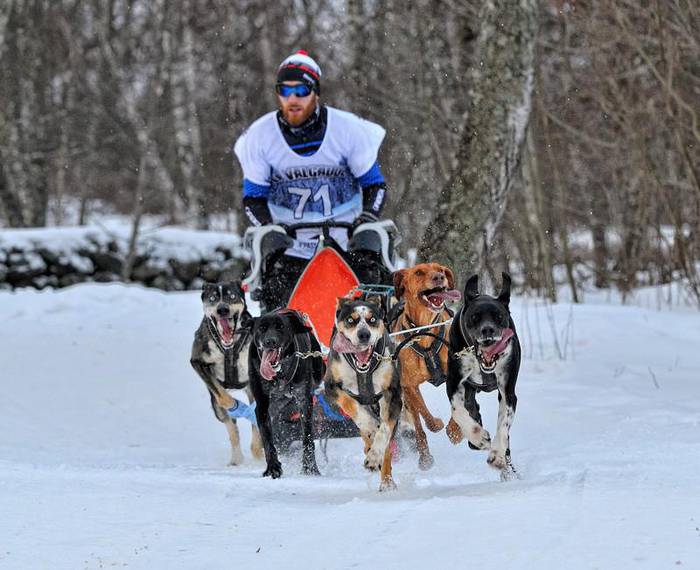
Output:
[327,106,380,127]
[237,111,278,141]
[326,107,386,145]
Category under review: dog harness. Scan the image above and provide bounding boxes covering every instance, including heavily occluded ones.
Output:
[207,314,252,390]
[398,310,453,387]
[338,331,389,407]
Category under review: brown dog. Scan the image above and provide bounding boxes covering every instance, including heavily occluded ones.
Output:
[392,263,460,470]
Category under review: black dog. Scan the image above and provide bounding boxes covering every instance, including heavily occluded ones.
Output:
[249,309,324,478]
[445,273,521,480]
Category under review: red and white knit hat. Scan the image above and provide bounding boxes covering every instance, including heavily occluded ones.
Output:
[276,50,322,94]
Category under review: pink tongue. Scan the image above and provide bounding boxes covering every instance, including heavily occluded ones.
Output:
[260,349,278,381]
[355,347,373,365]
[332,333,360,354]
[481,328,514,363]
[428,289,462,304]
[218,317,233,344]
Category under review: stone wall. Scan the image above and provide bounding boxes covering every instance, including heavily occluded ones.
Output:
[0,227,248,291]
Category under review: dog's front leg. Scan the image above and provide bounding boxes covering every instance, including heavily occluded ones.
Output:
[488,387,517,477]
[251,382,282,479]
[246,388,264,460]
[375,376,401,491]
[450,383,491,450]
[190,358,236,409]
[295,385,320,476]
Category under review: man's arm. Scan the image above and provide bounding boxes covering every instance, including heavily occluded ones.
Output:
[242,179,272,226]
[357,161,387,220]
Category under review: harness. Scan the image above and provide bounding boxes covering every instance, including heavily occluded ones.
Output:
[338,331,389,408]
[396,309,453,387]
[207,314,251,390]
[452,306,498,392]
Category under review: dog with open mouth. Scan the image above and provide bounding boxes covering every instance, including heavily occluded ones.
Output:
[249,308,324,479]
[445,273,521,480]
[190,281,263,466]
[392,263,461,470]
[324,297,401,491]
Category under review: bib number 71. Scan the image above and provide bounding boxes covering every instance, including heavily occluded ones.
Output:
[289,185,332,219]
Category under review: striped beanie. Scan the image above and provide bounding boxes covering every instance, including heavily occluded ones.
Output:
[276,50,322,94]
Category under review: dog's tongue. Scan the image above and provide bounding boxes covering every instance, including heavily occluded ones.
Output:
[481,328,514,364]
[260,349,279,381]
[332,333,360,354]
[218,316,233,344]
[428,289,462,305]
[355,346,373,366]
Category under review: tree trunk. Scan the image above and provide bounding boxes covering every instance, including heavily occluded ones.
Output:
[418,0,538,278]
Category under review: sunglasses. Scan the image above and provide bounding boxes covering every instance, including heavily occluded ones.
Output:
[275,83,313,98]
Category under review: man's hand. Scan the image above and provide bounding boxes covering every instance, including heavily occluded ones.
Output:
[353,211,379,229]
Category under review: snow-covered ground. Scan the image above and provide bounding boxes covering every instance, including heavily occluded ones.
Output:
[1,283,699,569]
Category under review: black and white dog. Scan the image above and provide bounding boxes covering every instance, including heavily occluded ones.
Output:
[190,282,263,465]
[249,309,324,479]
[445,273,521,479]
[324,298,401,491]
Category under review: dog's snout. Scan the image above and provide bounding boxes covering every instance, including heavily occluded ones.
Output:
[430,272,446,285]
[481,325,497,339]
[357,328,371,344]
[216,305,230,316]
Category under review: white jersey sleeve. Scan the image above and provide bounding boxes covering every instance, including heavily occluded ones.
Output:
[332,109,386,177]
[233,113,276,186]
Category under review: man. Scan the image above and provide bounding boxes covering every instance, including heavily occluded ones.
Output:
[234,50,390,311]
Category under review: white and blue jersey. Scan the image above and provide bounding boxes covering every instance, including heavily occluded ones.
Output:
[234,107,385,259]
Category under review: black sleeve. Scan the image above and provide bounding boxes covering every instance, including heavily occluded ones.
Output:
[243,196,273,226]
[361,182,387,217]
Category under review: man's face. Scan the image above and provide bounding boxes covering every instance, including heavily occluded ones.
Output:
[277,81,318,126]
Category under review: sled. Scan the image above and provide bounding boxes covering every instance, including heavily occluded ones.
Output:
[287,247,360,349]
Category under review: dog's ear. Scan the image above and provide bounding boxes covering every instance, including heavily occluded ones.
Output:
[442,266,456,290]
[392,269,407,300]
[232,280,245,298]
[336,296,349,313]
[464,274,479,302]
[498,272,512,307]
[201,282,216,299]
[290,312,312,335]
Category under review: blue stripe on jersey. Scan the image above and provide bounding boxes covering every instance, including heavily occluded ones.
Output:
[243,178,270,198]
[357,161,385,188]
[290,140,324,150]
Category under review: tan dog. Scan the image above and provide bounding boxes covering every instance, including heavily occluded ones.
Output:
[392,263,460,470]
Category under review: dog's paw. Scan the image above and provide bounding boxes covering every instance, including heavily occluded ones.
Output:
[364,449,382,472]
[418,452,434,471]
[425,416,445,433]
[446,418,463,445]
[379,477,397,492]
[262,462,283,479]
[487,449,508,470]
[467,426,491,450]
[228,451,245,466]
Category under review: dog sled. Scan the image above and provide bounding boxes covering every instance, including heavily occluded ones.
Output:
[242,220,401,448]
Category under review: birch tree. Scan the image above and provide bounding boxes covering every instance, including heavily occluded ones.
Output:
[418,0,539,277]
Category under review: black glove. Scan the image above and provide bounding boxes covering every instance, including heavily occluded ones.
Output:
[353,211,379,229]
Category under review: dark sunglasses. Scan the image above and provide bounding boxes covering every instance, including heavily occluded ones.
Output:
[275,83,313,98]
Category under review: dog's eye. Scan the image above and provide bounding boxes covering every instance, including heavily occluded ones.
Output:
[345,317,354,325]
[209,296,217,302]
[369,316,377,324]
[415,270,424,277]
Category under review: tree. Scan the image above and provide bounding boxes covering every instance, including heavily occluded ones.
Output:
[419,0,539,280]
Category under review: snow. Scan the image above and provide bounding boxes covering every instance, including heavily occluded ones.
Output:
[1,283,699,569]
[0,223,245,263]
